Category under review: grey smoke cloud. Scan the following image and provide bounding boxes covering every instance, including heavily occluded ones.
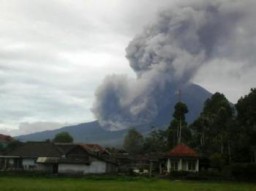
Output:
[92,0,256,130]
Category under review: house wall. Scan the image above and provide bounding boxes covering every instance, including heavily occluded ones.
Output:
[22,159,36,170]
[36,164,55,172]
[87,161,107,174]
[58,161,107,174]
[8,158,36,170]
[22,158,52,171]
[58,164,85,174]
[167,158,199,173]
[8,158,53,172]
[3,158,22,169]
[9,159,14,166]
[7,158,43,171]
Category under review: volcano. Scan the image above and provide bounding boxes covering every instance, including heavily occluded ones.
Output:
[17,83,211,146]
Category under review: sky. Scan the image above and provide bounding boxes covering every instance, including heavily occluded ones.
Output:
[0,0,255,136]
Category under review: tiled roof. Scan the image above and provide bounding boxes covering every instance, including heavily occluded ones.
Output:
[54,143,77,154]
[168,144,198,157]
[4,142,113,164]
[8,142,62,158]
[79,144,109,154]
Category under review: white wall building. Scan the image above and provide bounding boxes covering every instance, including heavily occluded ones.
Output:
[166,144,199,173]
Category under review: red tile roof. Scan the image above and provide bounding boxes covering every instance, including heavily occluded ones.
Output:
[80,144,109,154]
[0,134,13,143]
[168,144,198,157]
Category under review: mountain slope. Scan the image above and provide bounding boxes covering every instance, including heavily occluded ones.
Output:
[17,84,212,146]
[151,83,212,126]
[16,121,153,146]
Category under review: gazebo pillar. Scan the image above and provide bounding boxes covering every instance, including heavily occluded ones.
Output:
[195,159,199,172]
[178,158,182,171]
[167,159,171,173]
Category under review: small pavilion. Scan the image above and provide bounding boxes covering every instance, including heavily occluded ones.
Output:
[166,144,199,173]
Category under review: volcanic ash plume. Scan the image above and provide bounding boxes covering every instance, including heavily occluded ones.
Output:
[92,0,256,130]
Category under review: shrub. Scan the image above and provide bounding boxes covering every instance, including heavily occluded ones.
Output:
[230,163,256,181]
[209,153,225,170]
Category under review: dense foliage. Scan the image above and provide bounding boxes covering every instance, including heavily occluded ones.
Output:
[144,129,168,153]
[234,88,256,162]
[123,128,144,154]
[167,102,191,148]
[123,88,256,166]
[189,92,234,167]
[53,132,74,143]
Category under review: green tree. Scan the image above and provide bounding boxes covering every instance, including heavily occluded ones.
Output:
[235,88,256,162]
[236,88,256,126]
[173,102,189,123]
[167,102,190,148]
[53,132,73,143]
[209,153,226,170]
[190,92,234,163]
[123,128,144,155]
[144,129,168,153]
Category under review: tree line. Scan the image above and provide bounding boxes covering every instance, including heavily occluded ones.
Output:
[123,88,256,167]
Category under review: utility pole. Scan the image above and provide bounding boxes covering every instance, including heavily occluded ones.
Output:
[178,116,182,144]
[177,89,182,144]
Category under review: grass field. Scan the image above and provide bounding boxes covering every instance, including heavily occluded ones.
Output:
[0,176,255,191]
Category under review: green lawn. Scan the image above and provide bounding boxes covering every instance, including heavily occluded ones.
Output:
[0,176,255,191]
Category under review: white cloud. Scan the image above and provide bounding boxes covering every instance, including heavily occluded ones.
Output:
[0,121,72,137]
[0,0,174,136]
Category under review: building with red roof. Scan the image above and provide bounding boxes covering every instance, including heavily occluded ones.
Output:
[0,134,14,148]
[166,144,199,173]
[79,144,109,155]
[0,134,13,143]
